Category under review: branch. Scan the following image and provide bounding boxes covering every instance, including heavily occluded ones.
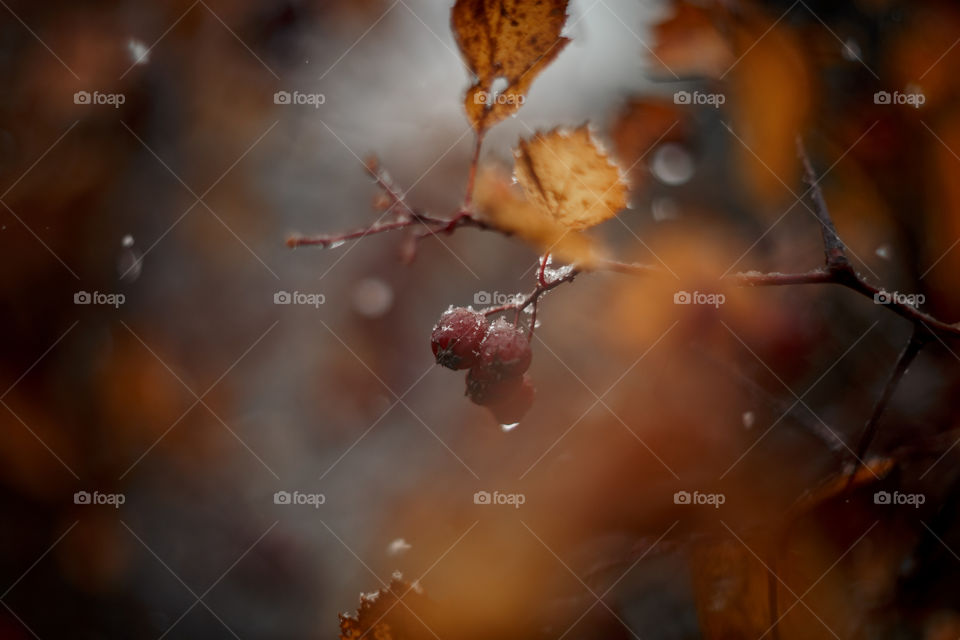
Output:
[845,328,926,488]
[797,137,848,269]
[480,261,579,321]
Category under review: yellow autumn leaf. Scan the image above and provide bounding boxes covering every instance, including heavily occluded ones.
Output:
[472,166,602,267]
[451,0,570,132]
[513,125,629,229]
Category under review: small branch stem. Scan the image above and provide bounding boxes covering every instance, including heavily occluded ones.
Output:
[845,329,926,487]
[463,131,485,208]
[481,263,578,320]
[798,137,848,268]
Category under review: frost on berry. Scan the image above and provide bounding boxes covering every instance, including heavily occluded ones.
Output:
[430,307,488,370]
[477,317,532,380]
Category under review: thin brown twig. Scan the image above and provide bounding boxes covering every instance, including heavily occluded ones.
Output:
[845,327,927,489]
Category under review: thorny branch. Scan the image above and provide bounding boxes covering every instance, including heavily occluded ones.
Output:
[292,134,960,640]
[288,140,957,469]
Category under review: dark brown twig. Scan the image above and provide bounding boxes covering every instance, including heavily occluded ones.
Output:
[845,328,927,488]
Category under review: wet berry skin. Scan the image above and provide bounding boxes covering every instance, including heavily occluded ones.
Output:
[430,308,488,370]
[465,365,509,405]
[476,318,532,380]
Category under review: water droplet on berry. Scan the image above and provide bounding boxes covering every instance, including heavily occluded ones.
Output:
[500,422,519,432]
[875,244,891,260]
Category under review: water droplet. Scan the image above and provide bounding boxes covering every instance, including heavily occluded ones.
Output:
[651,197,680,222]
[387,538,411,556]
[127,38,150,66]
[841,38,861,62]
[875,244,891,260]
[118,236,142,282]
[326,240,346,249]
[742,411,755,430]
[501,422,519,432]
[650,143,695,186]
[352,277,394,318]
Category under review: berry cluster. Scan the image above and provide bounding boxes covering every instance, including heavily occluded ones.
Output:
[431,308,534,425]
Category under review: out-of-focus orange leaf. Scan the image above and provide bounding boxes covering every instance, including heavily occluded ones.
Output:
[889,5,960,113]
[690,538,771,639]
[473,166,602,266]
[727,14,813,209]
[789,457,896,518]
[452,0,570,131]
[611,99,689,192]
[650,2,814,208]
[514,126,629,230]
[650,1,734,79]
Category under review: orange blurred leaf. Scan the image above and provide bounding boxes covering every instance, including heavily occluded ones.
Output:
[473,165,601,266]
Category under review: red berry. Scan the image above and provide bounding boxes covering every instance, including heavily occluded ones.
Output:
[488,375,535,424]
[431,308,488,370]
[477,318,532,380]
[465,365,511,405]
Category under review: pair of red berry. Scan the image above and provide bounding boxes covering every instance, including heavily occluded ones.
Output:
[430,307,534,424]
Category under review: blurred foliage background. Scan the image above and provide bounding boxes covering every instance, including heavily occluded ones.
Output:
[2,0,960,638]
